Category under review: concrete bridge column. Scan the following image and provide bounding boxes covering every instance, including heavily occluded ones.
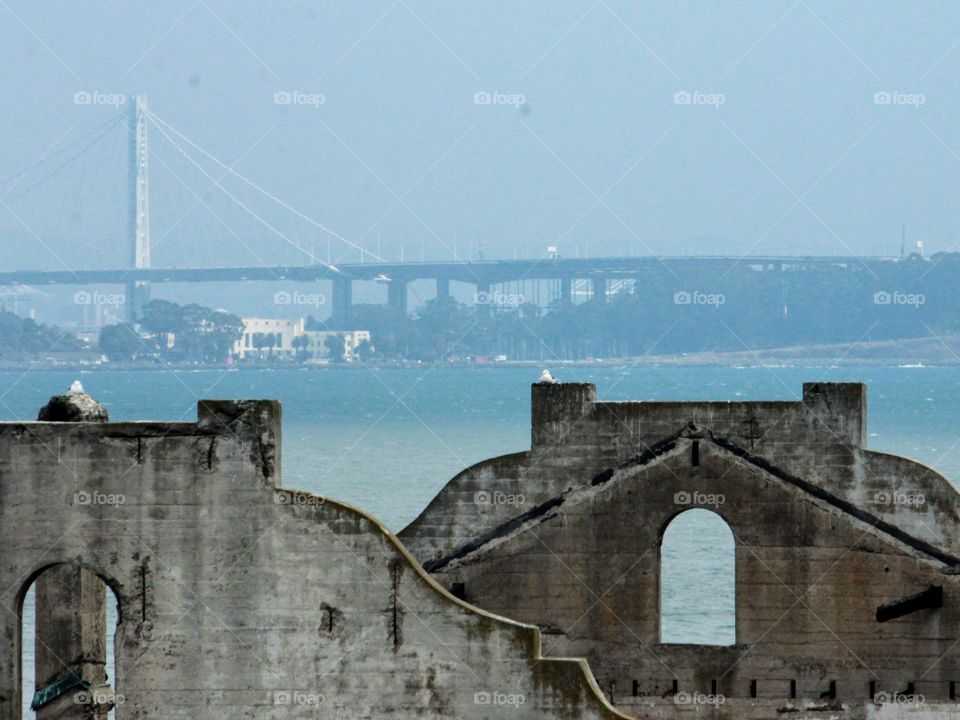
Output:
[436,277,450,301]
[560,277,573,306]
[331,277,352,326]
[125,280,151,322]
[592,277,608,302]
[387,280,408,316]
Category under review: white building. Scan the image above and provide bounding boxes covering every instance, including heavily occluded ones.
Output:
[233,318,305,358]
[303,330,372,362]
[233,319,371,361]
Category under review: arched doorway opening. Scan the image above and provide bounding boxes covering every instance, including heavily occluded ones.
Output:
[660,508,735,645]
[20,564,120,719]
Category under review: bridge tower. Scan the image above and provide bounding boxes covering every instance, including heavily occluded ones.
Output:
[126,94,150,322]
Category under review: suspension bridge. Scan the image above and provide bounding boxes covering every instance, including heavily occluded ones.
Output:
[0,95,902,323]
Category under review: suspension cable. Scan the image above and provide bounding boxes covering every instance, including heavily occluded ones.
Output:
[144,107,381,262]
[147,113,341,271]
[0,113,125,199]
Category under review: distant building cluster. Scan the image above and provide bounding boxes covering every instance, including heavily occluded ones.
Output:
[232,317,371,361]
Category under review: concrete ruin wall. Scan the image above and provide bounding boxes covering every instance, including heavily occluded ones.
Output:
[400,383,960,719]
[0,399,630,720]
[400,382,960,562]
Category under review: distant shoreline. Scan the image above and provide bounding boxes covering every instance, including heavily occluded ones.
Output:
[4,335,960,371]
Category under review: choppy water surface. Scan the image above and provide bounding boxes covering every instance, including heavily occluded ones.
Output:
[12,365,959,713]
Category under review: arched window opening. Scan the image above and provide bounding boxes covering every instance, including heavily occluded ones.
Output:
[660,509,735,645]
[20,565,120,719]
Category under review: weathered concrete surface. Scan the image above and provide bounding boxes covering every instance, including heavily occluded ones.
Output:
[33,387,113,720]
[0,398,632,719]
[401,383,960,719]
[401,382,960,561]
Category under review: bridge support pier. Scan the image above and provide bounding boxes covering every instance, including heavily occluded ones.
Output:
[388,280,408,316]
[560,277,573,306]
[437,277,450,301]
[331,277,352,326]
[592,277,608,302]
[126,280,150,322]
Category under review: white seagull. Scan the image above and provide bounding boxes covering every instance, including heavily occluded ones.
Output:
[68,380,84,395]
[539,369,556,384]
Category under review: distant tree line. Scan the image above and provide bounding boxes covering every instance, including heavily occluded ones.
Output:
[0,311,83,354]
[99,300,243,362]
[322,253,960,361]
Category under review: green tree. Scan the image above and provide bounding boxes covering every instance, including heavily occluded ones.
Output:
[0,312,83,354]
[292,334,310,362]
[354,338,375,361]
[139,300,242,362]
[324,333,346,362]
[140,299,183,355]
[99,323,145,361]
[252,333,268,360]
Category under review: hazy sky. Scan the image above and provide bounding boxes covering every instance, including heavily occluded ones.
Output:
[2,1,960,303]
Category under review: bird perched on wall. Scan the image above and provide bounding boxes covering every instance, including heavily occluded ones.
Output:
[68,380,85,395]
[539,369,557,384]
